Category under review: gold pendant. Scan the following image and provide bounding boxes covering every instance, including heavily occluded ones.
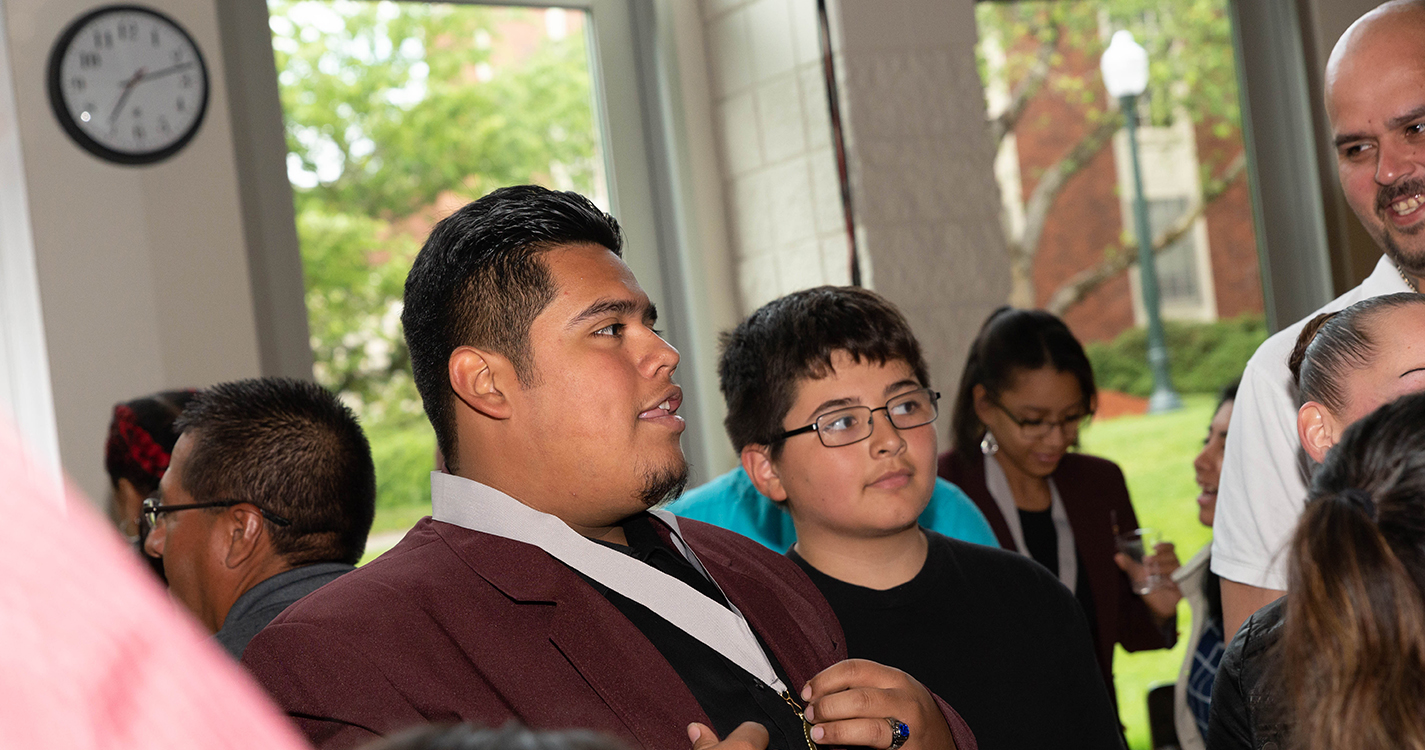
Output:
[780,690,818,750]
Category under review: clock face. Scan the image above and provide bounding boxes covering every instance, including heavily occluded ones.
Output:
[47,5,209,164]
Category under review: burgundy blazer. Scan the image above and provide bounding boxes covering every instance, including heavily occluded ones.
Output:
[938,450,1172,696]
[244,516,977,750]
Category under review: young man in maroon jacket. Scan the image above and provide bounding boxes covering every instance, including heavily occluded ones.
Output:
[242,186,975,750]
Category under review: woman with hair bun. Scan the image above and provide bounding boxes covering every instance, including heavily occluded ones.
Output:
[1208,291,1425,749]
[1290,292,1425,466]
[104,389,196,540]
[104,389,195,580]
[938,306,1179,712]
[1209,390,1425,750]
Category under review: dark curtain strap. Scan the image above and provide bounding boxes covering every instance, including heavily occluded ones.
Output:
[816,0,860,287]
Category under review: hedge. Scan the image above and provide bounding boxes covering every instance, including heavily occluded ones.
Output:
[1085,314,1268,397]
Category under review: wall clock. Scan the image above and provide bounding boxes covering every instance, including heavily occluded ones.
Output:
[47,5,210,165]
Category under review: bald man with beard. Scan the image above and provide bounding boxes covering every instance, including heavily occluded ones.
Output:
[1207,2,1425,746]
[1212,0,1425,638]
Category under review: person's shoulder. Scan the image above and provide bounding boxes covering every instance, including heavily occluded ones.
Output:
[925,530,1069,596]
[268,519,455,625]
[676,515,789,562]
[1237,596,1286,658]
[934,450,980,484]
[1054,452,1125,482]
[1244,271,1387,379]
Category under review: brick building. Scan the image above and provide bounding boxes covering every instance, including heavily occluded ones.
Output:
[997,32,1264,343]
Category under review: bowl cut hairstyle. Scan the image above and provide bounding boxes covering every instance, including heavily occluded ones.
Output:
[719,286,930,457]
[174,377,376,566]
[401,185,623,471]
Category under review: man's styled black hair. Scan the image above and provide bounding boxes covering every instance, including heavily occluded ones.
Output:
[401,185,623,471]
[718,286,930,456]
[174,377,376,566]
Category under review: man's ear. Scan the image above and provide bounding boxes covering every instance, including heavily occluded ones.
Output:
[449,345,514,420]
[1298,401,1338,464]
[222,505,267,569]
[741,446,788,503]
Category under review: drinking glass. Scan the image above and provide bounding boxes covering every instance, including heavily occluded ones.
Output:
[1115,527,1164,594]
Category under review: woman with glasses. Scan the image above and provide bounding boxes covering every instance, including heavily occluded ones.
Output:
[938,306,1180,715]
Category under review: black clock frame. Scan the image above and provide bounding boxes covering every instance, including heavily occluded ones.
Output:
[46,4,210,166]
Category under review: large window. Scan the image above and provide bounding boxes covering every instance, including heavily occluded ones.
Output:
[270,0,613,540]
[976,0,1260,342]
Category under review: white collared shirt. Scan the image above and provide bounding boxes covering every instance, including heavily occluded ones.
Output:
[1212,255,1411,590]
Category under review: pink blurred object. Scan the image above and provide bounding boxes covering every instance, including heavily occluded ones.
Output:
[0,416,310,749]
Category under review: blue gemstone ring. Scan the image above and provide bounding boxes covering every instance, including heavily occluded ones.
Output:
[886,718,910,750]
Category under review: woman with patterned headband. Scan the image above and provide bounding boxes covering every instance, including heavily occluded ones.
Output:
[104,389,195,552]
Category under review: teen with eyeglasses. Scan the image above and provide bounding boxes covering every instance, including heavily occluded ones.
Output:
[723,287,1122,749]
[938,307,1180,721]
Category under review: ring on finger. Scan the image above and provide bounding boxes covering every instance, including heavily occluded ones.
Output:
[885,718,910,750]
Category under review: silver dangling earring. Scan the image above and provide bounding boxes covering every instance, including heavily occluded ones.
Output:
[980,431,999,456]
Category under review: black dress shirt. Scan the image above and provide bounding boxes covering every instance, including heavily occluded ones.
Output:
[582,513,811,750]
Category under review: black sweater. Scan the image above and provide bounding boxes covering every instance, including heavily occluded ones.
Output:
[789,530,1123,750]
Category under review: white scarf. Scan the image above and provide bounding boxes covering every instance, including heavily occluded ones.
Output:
[983,453,1078,592]
[429,471,787,693]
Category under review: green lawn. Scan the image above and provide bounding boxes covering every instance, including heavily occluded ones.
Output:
[1080,394,1217,750]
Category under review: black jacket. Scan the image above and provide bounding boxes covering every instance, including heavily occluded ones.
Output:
[1206,598,1287,750]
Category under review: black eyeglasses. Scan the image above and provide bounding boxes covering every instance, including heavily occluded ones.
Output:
[989,397,1091,440]
[777,388,940,448]
[142,496,292,528]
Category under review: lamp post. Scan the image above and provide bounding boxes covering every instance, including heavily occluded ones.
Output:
[1100,30,1182,413]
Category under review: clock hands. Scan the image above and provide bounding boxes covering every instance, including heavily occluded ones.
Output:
[108,61,195,125]
[109,68,147,125]
[135,61,195,84]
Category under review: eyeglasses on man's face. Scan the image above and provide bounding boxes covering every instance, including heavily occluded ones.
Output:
[141,495,292,528]
[777,388,940,448]
[989,397,1091,440]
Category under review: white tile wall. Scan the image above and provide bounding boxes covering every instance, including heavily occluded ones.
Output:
[697,0,1010,446]
[707,8,753,98]
[765,161,816,246]
[747,0,796,82]
[754,74,806,162]
[718,91,762,175]
[702,0,847,315]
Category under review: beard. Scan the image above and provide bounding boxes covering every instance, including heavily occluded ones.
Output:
[1379,227,1425,280]
[639,458,689,509]
[1373,178,1425,279]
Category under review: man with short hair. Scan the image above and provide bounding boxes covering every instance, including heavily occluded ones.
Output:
[1214,0,1425,635]
[243,186,975,750]
[143,376,376,659]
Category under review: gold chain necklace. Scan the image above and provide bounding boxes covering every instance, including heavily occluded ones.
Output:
[779,690,818,750]
[1398,262,1420,292]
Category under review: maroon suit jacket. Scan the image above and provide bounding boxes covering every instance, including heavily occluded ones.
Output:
[938,450,1172,698]
[244,516,977,750]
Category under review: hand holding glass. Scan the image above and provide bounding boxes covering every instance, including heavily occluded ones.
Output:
[1115,527,1165,594]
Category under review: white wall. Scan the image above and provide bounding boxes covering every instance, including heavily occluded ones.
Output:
[1,0,276,502]
[701,0,853,312]
[691,0,1009,450]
